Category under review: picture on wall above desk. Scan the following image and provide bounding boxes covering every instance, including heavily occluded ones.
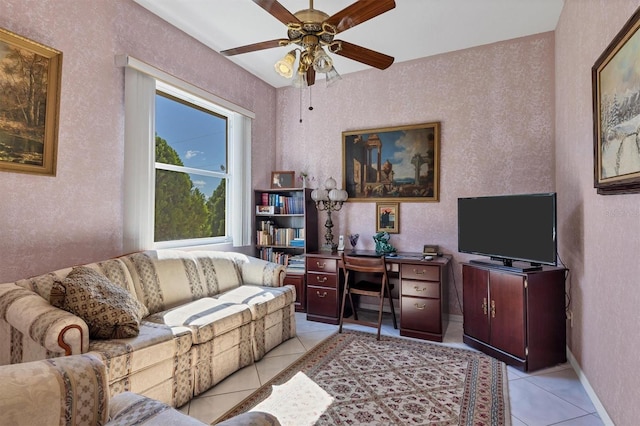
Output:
[342,122,440,202]
[376,202,399,233]
[0,27,62,176]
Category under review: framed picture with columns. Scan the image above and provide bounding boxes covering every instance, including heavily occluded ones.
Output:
[342,122,440,202]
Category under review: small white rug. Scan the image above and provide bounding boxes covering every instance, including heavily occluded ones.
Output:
[249,371,334,426]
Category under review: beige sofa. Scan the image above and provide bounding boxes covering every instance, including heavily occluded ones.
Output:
[0,249,296,408]
[0,353,280,426]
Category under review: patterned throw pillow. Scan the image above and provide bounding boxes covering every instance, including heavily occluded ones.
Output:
[52,266,149,339]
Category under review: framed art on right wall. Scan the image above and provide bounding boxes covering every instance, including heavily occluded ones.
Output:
[592,6,640,194]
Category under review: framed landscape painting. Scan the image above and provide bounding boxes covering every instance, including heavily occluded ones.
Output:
[592,7,640,194]
[0,28,62,176]
[342,122,440,202]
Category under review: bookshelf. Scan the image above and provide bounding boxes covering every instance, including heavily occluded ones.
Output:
[254,188,318,312]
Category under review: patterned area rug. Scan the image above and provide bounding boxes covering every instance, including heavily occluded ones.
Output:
[217,330,510,425]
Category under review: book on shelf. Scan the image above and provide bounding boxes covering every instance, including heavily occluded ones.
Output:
[286,254,306,273]
[257,191,304,215]
[256,224,304,247]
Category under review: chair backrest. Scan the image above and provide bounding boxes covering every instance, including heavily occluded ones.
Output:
[342,254,388,274]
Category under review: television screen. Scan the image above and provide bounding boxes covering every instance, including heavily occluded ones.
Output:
[457,193,557,268]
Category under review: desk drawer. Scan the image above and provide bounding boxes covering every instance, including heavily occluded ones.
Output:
[307,286,339,317]
[401,296,441,334]
[402,279,440,298]
[307,272,338,289]
[401,264,440,281]
[306,257,338,273]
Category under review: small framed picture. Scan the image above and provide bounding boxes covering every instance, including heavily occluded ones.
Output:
[376,202,399,233]
[271,171,295,188]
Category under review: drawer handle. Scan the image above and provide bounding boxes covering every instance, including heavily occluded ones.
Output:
[316,291,328,298]
[316,276,327,283]
[316,261,326,269]
[491,300,496,318]
[413,286,427,292]
[413,268,425,275]
[414,303,426,310]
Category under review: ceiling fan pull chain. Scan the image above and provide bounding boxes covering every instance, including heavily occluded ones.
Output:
[299,86,303,123]
[309,87,313,111]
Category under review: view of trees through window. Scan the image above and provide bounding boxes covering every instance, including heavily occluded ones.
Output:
[154,92,227,242]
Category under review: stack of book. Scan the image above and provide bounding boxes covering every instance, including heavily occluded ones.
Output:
[286,254,306,273]
[289,238,305,248]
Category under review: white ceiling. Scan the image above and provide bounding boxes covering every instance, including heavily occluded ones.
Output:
[133,0,565,88]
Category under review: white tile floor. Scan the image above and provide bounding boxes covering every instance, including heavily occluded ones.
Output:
[179,312,604,426]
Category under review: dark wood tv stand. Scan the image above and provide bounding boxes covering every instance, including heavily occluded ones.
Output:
[462,262,567,372]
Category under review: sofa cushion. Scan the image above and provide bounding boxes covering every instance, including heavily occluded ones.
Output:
[90,320,192,384]
[146,297,252,344]
[54,266,149,339]
[216,285,295,320]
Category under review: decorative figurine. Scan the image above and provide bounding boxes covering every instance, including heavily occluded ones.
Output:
[373,231,396,254]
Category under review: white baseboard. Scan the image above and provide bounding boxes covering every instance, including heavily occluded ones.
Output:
[566,347,614,426]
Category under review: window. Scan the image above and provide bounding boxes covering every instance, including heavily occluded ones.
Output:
[154,90,228,243]
[121,56,253,252]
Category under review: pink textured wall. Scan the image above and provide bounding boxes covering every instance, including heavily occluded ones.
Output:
[274,33,556,315]
[0,0,276,282]
[556,1,640,424]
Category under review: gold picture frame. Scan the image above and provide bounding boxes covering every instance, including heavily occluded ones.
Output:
[271,171,295,188]
[592,6,640,194]
[342,122,440,202]
[0,28,62,176]
[375,202,399,234]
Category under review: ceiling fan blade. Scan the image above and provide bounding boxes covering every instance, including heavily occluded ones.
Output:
[330,40,394,70]
[252,0,301,26]
[221,39,290,56]
[306,67,316,86]
[326,0,395,34]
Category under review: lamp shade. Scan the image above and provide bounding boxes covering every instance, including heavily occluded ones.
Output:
[329,188,348,202]
[313,48,333,73]
[324,177,337,190]
[325,65,342,87]
[311,188,328,201]
[274,50,296,79]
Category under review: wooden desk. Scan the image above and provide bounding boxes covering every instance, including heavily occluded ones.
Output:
[305,251,451,342]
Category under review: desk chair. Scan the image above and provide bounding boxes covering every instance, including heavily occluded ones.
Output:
[339,254,398,340]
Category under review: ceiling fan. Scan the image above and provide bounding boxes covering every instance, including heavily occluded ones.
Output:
[221,0,396,87]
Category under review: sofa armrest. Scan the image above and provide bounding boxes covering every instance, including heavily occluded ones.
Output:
[109,392,207,425]
[0,283,89,360]
[0,353,109,426]
[216,411,281,426]
[239,257,286,287]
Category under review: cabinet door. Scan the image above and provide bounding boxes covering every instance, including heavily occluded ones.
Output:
[283,273,305,312]
[462,265,490,343]
[489,271,526,359]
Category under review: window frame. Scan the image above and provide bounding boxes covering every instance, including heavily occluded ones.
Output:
[121,55,253,253]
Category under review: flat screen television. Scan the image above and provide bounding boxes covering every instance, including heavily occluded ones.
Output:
[457,192,557,271]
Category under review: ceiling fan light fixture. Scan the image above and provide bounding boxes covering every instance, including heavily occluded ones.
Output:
[292,66,308,88]
[325,65,342,87]
[313,47,333,73]
[274,50,297,79]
